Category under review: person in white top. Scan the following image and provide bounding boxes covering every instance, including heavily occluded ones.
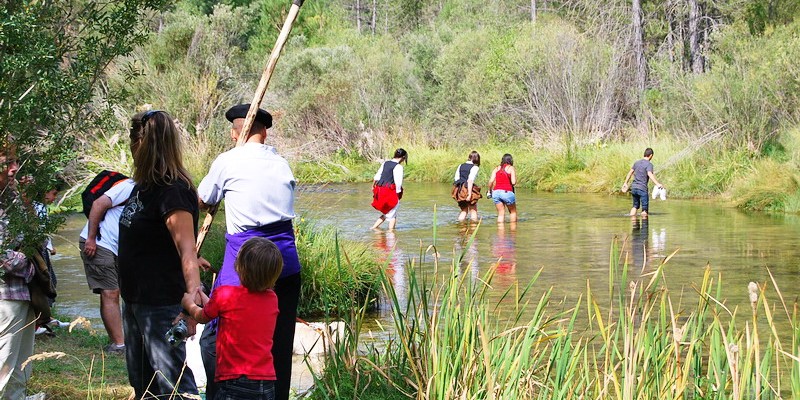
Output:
[78,178,134,354]
[196,104,301,400]
[370,148,407,230]
[452,151,481,222]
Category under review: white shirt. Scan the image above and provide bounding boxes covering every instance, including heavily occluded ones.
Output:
[373,162,404,193]
[33,202,54,252]
[198,143,296,234]
[453,162,479,183]
[80,179,135,255]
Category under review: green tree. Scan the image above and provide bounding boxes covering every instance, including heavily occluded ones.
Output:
[0,0,167,248]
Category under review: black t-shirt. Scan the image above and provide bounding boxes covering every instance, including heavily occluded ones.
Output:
[118,180,199,305]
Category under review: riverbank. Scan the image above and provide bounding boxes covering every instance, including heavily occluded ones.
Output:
[310,236,800,399]
[28,318,131,399]
[290,135,800,213]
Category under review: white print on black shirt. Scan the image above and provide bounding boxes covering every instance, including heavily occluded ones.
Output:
[119,192,143,228]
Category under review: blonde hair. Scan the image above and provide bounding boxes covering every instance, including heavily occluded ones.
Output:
[235,237,283,292]
[129,110,193,189]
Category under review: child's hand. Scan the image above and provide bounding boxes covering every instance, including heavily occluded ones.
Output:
[195,286,209,306]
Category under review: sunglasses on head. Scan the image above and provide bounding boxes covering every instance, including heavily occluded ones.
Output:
[141,110,161,125]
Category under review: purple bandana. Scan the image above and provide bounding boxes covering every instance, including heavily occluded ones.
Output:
[212,219,302,292]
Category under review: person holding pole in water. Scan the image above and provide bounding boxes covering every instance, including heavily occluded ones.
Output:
[197,104,301,400]
[621,147,665,218]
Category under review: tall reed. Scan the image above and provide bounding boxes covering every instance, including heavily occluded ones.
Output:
[309,226,800,399]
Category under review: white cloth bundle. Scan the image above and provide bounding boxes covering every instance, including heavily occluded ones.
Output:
[652,186,667,200]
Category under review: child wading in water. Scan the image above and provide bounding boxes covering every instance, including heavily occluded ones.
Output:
[183,237,282,400]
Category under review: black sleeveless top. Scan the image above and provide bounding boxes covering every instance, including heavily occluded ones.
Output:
[454,163,473,186]
[376,161,398,187]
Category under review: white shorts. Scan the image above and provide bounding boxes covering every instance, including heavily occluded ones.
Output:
[384,203,400,220]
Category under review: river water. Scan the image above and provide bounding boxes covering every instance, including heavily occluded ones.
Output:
[51,181,800,323]
[48,182,800,389]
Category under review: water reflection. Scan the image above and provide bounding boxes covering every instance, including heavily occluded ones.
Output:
[455,223,479,280]
[629,217,649,271]
[628,217,669,273]
[490,222,517,288]
[373,230,407,312]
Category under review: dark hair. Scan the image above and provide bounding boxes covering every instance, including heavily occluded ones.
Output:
[129,110,194,190]
[468,151,480,166]
[52,174,68,192]
[393,148,408,164]
[501,153,513,166]
[236,237,283,292]
[644,148,654,157]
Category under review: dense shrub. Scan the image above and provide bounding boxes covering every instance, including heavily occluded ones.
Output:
[648,20,800,151]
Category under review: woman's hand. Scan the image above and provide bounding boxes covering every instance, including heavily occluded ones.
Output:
[198,257,212,272]
[172,312,197,338]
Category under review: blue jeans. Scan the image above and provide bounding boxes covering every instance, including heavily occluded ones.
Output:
[631,188,649,213]
[216,376,275,400]
[123,302,197,399]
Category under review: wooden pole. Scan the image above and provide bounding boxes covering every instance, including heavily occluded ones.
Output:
[195,0,305,255]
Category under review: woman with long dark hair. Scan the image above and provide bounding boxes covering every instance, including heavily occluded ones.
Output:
[118,110,206,398]
[451,150,482,222]
[371,148,407,230]
[487,153,517,223]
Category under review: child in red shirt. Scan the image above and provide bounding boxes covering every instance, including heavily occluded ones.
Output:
[183,237,282,400]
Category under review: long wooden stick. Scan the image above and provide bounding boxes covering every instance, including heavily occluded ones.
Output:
[195,0,305,254]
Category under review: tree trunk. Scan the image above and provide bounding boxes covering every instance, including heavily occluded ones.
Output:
[688,0,703,73]
[632,0,646,95]
[356,0,362,33]
[666,0,675,64]
[371,0,377,35]
[531,0,536,24]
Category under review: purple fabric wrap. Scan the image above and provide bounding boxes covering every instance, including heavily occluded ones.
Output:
[212,220,302,292]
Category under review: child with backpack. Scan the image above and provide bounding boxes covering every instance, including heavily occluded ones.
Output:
[182,237,283,400]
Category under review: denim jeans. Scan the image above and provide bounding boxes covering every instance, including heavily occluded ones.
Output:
[491,190,516,205]
[631,188,649,213]
[216,376,275,400]
[123,302,197,399]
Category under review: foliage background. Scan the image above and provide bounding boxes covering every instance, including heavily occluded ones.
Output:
[80,0,800,211]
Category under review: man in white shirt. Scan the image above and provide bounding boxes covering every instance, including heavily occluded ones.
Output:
[78,178,134,355]
[197,104,301,400]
